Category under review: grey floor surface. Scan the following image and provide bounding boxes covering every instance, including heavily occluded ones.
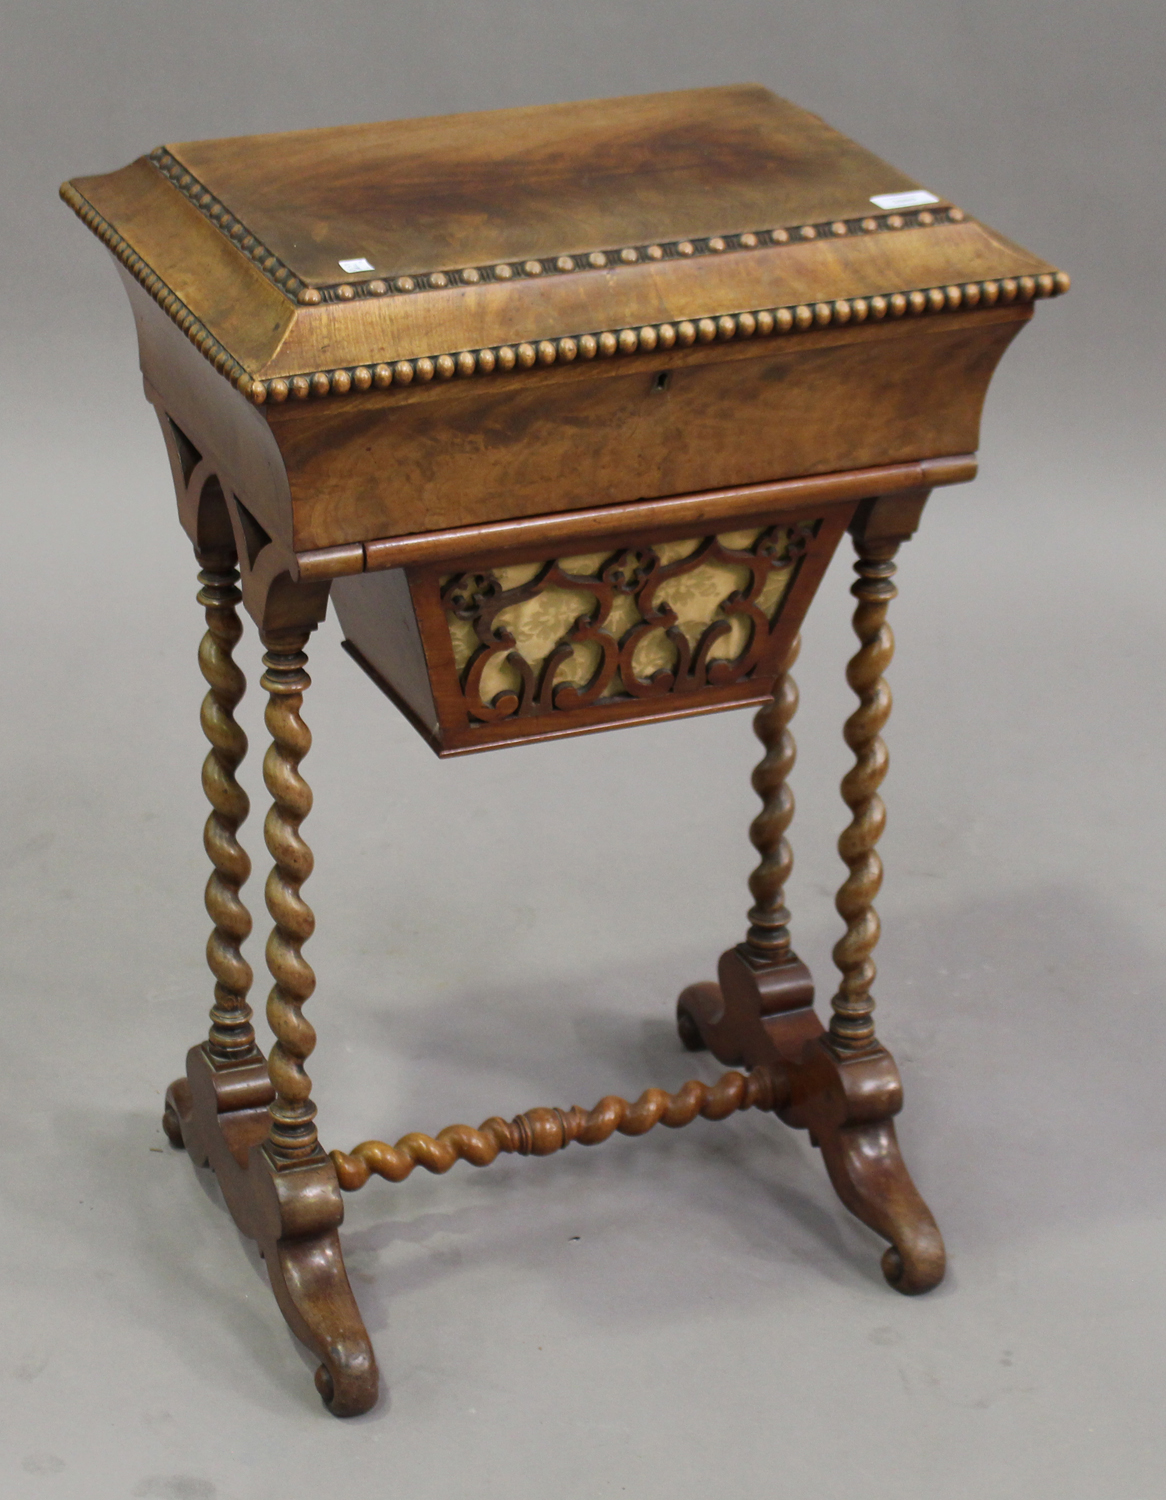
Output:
[3,346,1165,1499]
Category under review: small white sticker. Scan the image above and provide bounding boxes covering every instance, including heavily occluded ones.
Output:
[869,190,940,211]
[338,256,374,273]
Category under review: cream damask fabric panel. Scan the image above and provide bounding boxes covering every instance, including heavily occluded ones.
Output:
[443,528,798,705]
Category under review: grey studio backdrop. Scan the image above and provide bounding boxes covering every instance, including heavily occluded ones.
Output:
[2,3,1164,1498]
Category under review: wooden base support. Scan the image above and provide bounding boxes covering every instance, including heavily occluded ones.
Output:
[331,1064,787,1190]
[677,946,945,1294]
[158,499,942,1421]
[163,1045,378,1416]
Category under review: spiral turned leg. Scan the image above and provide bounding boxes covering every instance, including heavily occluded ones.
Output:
[164,554,259,1152]
[677,635,815,1068]
[252,630,378,1415]
[744,635,800,966]
[201,564,256,1062]
[829,545,896,1053]
[784,536,945,1294]
[260,632,321,1163]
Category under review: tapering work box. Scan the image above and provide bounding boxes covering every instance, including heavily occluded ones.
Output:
[64,85,1066,1416]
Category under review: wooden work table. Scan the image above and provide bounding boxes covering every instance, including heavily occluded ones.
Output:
[63,84,1066,1416]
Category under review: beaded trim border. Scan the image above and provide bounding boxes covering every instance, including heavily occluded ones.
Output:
[147,146,967,308]
[148,150,311,303]
[60,180,255,392]
[245,272,1069,405]
[61,179,1069,407]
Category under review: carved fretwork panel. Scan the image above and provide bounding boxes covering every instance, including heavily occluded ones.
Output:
[335,503,855,754]
[440,523,817,723]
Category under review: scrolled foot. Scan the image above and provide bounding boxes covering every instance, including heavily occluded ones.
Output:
[677,950,817,1071]
[162,1080,187,1147]
[879,1209,946,1294]
[252,1148,379,1417]
[675,978,749,1067]
[814,1124,946,1294]
[163,1074,210,1166]
[783,1037,946,1294]
[164,1047,378,1413]
[821,1118,946,1296]
[676,983,719,1054]
[264,1229,379,1416]
[314,1346,378,1418]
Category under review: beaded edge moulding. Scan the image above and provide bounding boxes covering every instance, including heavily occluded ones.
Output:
[60,163,1070,407]
[146,147,962,306]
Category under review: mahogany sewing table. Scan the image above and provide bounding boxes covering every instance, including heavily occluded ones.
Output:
[63,85,1066,1417]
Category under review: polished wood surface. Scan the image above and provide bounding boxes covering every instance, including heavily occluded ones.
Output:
[677,500,944,1295]
[829,529,902,1051]
[123,255,1024,570]
[332,1066,786,1190]
[164,1047,377,1417]
[258,632,323,1163]
[266,310,1023,550]
[63,83,1064,406]
[64,86,1066,1418]
[165,86,930,284]
[350,455,975,575]
[196,558,257,1063]
[744,635,802,965]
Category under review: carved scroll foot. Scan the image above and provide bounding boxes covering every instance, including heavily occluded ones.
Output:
[162,1081,190,1150]
[676,950,944,1294]
[164,1045,379,1415]
[780,1037,945,1294]
[249,1148,379,1417]
[675,987,715,1054]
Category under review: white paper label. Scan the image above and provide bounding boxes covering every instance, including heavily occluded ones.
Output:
[869,190,940,211]
[338,256,374,273]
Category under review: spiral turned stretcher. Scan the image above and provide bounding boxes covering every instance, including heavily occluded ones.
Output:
[331,1065,789,1191]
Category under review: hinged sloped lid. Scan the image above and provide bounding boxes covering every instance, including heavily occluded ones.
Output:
[62,84,1066,404]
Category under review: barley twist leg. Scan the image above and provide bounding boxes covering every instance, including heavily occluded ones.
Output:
[253,629,378,1413]
[163,554,258,1150]
[781,528,943,1294]
[260,631,320,1162]
[676,634,815,1065]
[676,513,943,1296]
[744,633,800,964]
[199,560,257,1062]
[829,541,897,1052]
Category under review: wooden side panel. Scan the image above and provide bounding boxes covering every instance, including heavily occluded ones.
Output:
[271,311,1026,550]
[356,457,972,574]
[123,271,295,551]
[331,568,439,735]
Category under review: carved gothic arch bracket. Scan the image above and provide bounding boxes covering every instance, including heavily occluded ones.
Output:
[155,407,330,635]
